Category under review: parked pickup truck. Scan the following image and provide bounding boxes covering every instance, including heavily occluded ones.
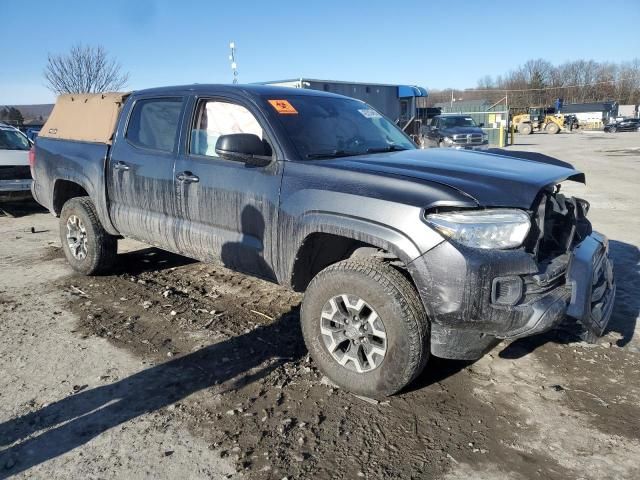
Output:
[422,114,489,150]
[32,85,615,397]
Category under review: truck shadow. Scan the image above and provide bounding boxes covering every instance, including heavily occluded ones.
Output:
[111,247,198,276]
[220,204,277,281]
[0,198,47,218]
[500,239,639,358]
[0,306,304,478]
[402,357,473,395]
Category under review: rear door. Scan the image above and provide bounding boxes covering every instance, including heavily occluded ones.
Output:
[172,95,283,280]
[619,119,639,132]
[625,119,640,131]
[107,96,186,250]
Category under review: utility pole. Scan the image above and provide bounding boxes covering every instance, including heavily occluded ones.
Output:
[229,42,238,84]
[449,89,462,111]
[505,90,511,146]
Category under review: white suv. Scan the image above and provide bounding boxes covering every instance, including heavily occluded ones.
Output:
[0,122,32,198]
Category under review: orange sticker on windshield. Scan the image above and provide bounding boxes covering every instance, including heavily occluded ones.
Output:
[268,99,298,114]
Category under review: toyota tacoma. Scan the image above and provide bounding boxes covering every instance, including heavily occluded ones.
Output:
[31,85,615,397]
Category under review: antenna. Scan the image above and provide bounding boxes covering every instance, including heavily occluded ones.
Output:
[229,41,238,84]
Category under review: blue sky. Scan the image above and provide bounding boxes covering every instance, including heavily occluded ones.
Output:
[1,0,639,104]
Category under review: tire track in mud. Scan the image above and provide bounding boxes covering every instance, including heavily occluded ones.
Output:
[60,247,587,479]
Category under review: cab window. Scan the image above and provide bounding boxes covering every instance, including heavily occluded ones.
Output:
[126,98,183,152]
[190,100,270,157]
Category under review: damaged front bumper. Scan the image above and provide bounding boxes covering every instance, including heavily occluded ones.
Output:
[408,232,615,360]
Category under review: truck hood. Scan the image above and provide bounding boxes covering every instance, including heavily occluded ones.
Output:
[0,150,29,167]
[440,126,484,135]
[318,148,585,209]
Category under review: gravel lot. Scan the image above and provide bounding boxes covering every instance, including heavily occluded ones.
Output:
[1,130,639,479]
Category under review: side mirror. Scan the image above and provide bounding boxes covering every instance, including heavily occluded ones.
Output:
[215,133,271,167]
[479,123,485,128]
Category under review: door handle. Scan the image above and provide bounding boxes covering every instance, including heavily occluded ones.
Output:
[176,171,199,183]
[113,161,130,171]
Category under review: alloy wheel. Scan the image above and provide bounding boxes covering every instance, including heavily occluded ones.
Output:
[66,215,88,260]
[320,294,387,373]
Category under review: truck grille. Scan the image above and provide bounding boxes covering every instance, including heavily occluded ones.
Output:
[0,166,32,181]
[526,189,592,262]
[452,133,484,145]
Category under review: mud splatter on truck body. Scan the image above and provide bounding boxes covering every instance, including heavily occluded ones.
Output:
[30,84,615,396]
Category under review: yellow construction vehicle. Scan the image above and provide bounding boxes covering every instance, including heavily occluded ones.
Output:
[512,107,565,134]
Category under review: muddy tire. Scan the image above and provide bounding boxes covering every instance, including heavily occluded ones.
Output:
[301,259,429,398]
[545,122,560,134]
[519,123,533,135]
[59,197,117,275]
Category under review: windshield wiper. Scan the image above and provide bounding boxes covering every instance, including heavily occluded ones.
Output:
[366,145,409,154]
[305,150,363,159]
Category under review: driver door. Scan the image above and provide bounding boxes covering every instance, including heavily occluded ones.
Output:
[172,96,283,280]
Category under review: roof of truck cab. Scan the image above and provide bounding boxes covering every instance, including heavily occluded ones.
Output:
[131,83,349,99]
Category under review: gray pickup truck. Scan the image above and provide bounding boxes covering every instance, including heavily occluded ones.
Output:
[31,85,615,397]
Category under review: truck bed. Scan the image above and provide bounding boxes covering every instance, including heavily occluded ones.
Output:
[31,137,115,234]
[32,92,128,234]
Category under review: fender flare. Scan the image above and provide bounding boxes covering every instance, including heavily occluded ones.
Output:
[52,171,119,236]
[283,211,444,287]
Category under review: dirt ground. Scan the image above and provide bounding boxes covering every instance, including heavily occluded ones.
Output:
[1,130,639,479]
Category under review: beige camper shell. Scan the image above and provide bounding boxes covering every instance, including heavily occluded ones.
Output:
[40,92,130,144]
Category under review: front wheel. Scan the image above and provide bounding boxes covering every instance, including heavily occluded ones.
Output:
[519,123,533,135]
[301,259,429,398]
[59,197,117,275]
[545,122,560,134]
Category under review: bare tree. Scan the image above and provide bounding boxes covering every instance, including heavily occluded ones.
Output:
[0,107,24,126]
[477,75,495,90]
[44,44,129,95]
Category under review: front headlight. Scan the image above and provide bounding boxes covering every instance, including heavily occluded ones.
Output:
[425,209,531,249]
[482,133,488,141]
[443,136,454,144]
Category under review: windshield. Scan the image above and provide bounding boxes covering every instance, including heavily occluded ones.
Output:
[0,128,30,151]
[264,95,415,159]
[439,116,477,128]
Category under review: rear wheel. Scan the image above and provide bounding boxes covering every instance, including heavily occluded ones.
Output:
[301,259,429,398]
[59,197,117,275]
[519,123,533,135]
[545,122,560,134]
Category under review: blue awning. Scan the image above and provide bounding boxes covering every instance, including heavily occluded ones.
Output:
[398,85,428,98]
